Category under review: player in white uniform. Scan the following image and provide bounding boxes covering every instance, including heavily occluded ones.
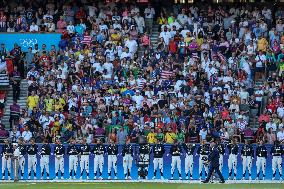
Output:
[122,139,134,179]
[1,139,13,180]
[271,140,283,180]
[40,139,51,179]
[227,139,239,180]
[79,138,91,179]
[67,138,80,179]
[54,138,65,179]
[152,139,165,180]
[27,138,38,179]
[107,139,118,179]
[256,140,267,180]
[170,140,182,180]
[93,139,105,179]
[183,143,195,180]
[241,140,253,180]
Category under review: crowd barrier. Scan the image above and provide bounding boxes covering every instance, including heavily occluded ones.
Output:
[0,33,62,51]
[0,144,283,180]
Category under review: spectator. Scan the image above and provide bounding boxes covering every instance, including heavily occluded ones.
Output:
[21,125,33,142]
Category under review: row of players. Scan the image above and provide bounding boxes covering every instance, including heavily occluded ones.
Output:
[1,137,283,180]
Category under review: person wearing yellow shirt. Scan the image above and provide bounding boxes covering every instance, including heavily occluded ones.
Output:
[27,91,39,115]
[44,94,54,112]
[168,13,175,25]
[164,128,177,144]
[52,116,61,134]
[257,36,268,52]
[147,129,157,144]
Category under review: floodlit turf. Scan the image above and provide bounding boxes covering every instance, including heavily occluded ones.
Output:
[0,182,283,189]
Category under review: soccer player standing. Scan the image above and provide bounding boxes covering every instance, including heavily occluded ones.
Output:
[170,140,182,180]
[227,139,239,180]
[18,138,26,179]
[67,138,80,179]
[54,138,65,179]
[271,140,283,179]
[256,140,267,180]
[197,140,210,179]
[1,139,13,180]
[93,139,105,179]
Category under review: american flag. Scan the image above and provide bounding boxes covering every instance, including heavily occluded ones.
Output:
[81,35,92,45]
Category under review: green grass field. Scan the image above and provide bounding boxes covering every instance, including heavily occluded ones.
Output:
[0,182,282,189]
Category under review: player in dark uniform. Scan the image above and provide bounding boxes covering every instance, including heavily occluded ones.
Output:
[107,139,118,179]
[217,143,225,172]
[271,140,283,180]
[27,138,38,179]
[152,138,165,180]
[201,141,225,183]
[1,139,13,180]
[183,143,196,179]
[256,140,267,180]
[40,139,51,179]
[79,138,91,179]
[67,138,80,179]
[241,140,254,180]
[122,139,134,179]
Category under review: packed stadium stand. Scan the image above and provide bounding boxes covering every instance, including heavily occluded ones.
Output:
[0,0,283,182]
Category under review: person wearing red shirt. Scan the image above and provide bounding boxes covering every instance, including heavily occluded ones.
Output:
[168,38,177,54]
[76,7,86,20]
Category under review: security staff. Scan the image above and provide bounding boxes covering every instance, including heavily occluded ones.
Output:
[201,141,225,183]
[197,140,210,179]
[227,139,239,180]
[27,138,38,179]
[67,138,80,179]
[271,140,283,179]
[79,138,91,179]
[107,139,118,179]
[93,139,105,179]
[138,143,150,179]
[183,143,196,180]
[152,138,165,180]
[170,140,182,180]
[1,139,13,180]
[218,143,225,172]
[18,138,26,179]
[54,138,65,179]
[40,139,51,179]
[241,140,254,180]
[256,140,267,180]
[122,139,134,179]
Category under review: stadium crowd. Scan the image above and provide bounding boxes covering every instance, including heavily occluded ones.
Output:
[0,0,284,146]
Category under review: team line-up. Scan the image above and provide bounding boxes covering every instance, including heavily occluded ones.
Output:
[1,138,283,180]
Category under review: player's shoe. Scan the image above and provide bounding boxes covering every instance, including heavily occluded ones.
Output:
[108,176,111,180]
[233,177,236,180]
[179,177,182,180]
[170,176,173,180]
[128,176,132,180]
[152,176,156,180]
[160,176,164,180]
[99,176,103,180]
[185,176,188,179]
[114,176,117,180]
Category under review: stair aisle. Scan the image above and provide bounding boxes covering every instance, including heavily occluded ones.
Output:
[1,79,28,129]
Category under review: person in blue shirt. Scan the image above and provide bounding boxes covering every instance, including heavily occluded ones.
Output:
[202,140,225,183]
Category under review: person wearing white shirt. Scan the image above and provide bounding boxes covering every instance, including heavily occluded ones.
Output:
[144,5,155,33]
[125,38,138,56]
[177,9,188,28]
[266,121,277,132]
[134,13,145,34]
[159,27,171,46]
[277,104,284,118]
[120,47,132,60]
[132,91,144,108]
[67,21,75,34]
[277,127,284,143]
[22,126,33,142]
[30,22,39,32]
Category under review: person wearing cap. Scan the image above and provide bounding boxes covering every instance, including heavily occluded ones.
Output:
[122,138,134,180]
[39,139,51,179]
[152,137,165,180]
[201,141,225,183]
[1,139,13,180]
[27,138,38,179]
[54,138,65,179]
[169,140,182,180]
[197,140,210,180]
[256,140,268,180]
[92,139,105,180]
